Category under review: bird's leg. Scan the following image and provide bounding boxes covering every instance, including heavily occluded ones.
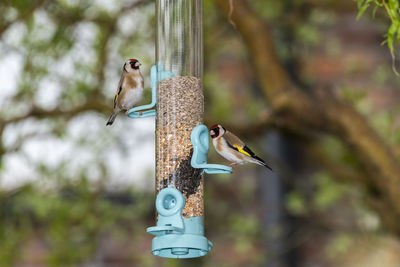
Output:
[229,163,238,166]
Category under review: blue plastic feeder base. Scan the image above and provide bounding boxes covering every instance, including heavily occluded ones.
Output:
[148,216,213,258]
[147,187,212,258]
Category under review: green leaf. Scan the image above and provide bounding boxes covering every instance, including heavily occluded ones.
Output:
[357,0,374,20]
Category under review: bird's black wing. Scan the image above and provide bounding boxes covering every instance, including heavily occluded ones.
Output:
[226,141,258,159]
[114,74,125,108]
[225,139,272,170]
[242,145,256,157]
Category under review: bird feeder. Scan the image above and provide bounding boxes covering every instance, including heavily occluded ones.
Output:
[128,0,231,258]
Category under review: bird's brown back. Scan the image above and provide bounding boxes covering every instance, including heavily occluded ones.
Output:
[223,131,245,147]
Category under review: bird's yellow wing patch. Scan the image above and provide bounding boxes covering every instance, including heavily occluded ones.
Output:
[233,145,251,157]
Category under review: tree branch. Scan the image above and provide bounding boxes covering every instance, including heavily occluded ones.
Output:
[2,98,109,125]
[215,0,400,234]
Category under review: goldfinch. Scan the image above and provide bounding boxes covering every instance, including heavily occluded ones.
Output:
[209,124,272,170]
[106,59,144,126]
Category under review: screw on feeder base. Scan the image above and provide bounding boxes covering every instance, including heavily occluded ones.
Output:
[172,247,189,255]
[146,187,212,258]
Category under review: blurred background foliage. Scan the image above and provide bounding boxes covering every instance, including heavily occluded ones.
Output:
[1,0,400,266]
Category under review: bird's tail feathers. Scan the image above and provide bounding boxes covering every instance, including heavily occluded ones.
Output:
[106,112,118,126]
[251,156,273,171]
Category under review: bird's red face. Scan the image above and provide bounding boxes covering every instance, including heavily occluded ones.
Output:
[210,124,223,139]
[129,59,141,70]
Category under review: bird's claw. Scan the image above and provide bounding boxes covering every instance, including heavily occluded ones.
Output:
[126,110,143,116]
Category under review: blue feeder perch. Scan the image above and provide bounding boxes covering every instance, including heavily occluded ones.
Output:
[127,63,173,118]
[191,124,233,175]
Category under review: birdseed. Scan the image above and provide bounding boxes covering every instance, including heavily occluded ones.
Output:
[156,76,204,218]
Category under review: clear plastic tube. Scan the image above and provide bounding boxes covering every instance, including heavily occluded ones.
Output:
[156,0,204,218]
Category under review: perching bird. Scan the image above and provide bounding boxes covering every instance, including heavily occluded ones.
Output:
[106,59,144,126]
[209,124,272,170]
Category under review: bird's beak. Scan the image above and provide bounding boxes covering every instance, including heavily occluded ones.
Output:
[210,130,215,136]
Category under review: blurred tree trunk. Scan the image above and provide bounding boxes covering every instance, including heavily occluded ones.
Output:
[258,131,296,267]
[214,0,400,236]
